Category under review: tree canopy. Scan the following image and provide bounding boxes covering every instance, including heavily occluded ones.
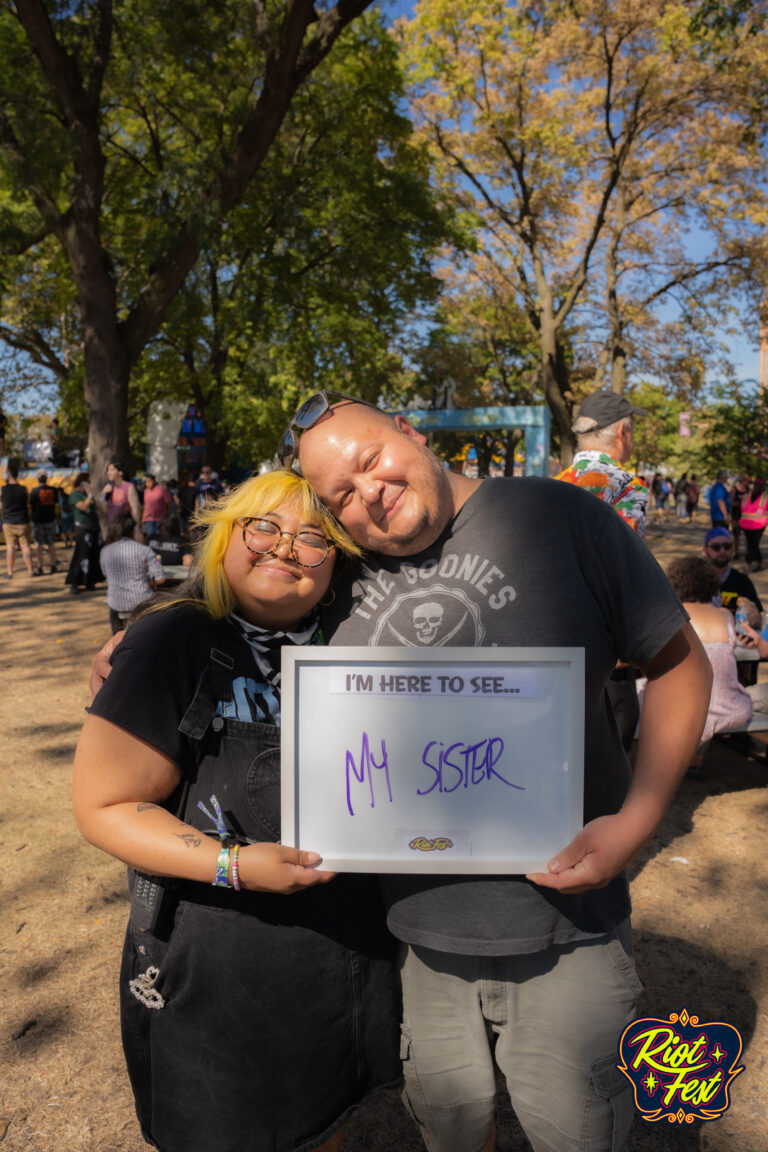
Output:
[0,0,380,480]
[686,382,768,475]
[399,0,768,462]
[128,9,452,470]
[4,1,768,476]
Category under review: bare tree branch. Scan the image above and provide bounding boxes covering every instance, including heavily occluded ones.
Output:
[86,0,113,107]
[296,0,372,83]
[14,0,95,124]
[0,321,70,378]
[640,257,745,308]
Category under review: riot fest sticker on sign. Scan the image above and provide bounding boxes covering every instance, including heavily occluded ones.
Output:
[617,1009,744,1124]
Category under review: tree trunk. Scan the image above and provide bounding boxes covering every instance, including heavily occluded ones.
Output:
[82,323,130,489]
[612,345,627,394]
[503,429,522,476]
[474,436,494,478]
[530,262,575,466]
[65,212,131,488]
[539,307,574,466]
[605,181,627,395]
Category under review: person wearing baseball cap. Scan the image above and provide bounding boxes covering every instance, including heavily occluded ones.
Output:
[557,390,650,754]
[702,525,763,624]
[557,389,649,538]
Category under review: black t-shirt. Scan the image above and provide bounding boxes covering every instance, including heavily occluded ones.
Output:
[89,606,283,769]
[153,538,190,566]
[29,483,58,524]
[731,488,744,518]
[1,482,29,525]
[719,567,763,614]
[177,483,197,517]
[322,478,688,955]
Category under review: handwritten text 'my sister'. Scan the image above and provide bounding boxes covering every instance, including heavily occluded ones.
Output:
[345,733,524,817]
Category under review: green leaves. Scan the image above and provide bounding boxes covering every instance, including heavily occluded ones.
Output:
[694,382,768,475]
[1,1,411,475]
[399,0,768,464]
[128,9,452,467]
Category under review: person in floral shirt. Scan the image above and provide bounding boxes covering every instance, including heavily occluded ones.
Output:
[556,390,649,538]
[557,389,649,753]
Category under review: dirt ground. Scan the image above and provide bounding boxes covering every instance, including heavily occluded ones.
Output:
[1,517,767,1152]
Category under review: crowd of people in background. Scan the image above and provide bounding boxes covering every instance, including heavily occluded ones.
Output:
[625,464,768,768]
[642,468,768,574]
[634,466,768,773]
[1,461,221,630]
[4,457,767,581]
[551,389,768,780]
[647,470,701,523]
[4,446,768,741]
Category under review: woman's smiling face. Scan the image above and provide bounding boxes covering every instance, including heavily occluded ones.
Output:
[222,498,335,629]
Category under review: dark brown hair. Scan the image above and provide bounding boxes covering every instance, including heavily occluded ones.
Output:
[666,556,720,604]
[105,512,137,544]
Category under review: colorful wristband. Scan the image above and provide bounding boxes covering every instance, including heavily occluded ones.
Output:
[231,843,241,892]
[213,845,231,888]
[198,794,229,841]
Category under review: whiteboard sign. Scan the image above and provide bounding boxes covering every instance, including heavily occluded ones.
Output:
[281,647,584,873]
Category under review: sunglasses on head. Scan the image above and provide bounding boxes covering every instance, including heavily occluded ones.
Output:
[277,391,382,469]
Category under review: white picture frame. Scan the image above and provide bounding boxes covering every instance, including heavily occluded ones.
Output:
[281,647,585,873]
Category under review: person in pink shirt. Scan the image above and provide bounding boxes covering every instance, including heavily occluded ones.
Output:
[141,473,171,542]
[101,460,141,526]
[739,476,768,572]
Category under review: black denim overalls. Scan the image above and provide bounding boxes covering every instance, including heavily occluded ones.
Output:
[119,630,400,1152]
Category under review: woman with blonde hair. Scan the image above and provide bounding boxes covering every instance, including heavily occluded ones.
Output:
[74,470,399,1152]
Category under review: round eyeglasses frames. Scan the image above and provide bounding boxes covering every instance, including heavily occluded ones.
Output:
[237,517,333,568]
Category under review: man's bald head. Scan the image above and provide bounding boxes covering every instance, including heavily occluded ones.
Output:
[297,401,472,556]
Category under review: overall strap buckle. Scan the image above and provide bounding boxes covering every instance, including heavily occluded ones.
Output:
[178,647,235,739]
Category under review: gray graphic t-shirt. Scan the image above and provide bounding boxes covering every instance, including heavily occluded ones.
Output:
[323,478,687,955]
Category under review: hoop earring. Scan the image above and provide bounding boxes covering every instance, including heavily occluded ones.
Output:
[320,588,336,607]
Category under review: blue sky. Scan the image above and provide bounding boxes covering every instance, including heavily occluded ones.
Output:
[381,0,416,18]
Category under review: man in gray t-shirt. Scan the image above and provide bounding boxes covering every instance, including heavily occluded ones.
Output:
[287,395,712,1152]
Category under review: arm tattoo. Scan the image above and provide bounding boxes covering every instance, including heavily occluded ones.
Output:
[175,832,202,849]
[136,802,160,812]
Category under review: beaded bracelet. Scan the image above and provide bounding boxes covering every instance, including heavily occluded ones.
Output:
[213,845,231,888]
[231,843,241,892]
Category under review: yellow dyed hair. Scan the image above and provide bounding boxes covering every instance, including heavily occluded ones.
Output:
[144,469,361,621]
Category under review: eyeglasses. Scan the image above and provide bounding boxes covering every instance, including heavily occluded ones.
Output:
[707,542,733,552]
[237,518,333,568]
[277,391,382,469]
